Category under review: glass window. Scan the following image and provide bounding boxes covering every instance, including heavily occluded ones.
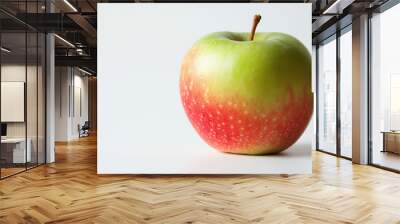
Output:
[317,37,337,154]
[371,3,400,171]
[339,29,352,158]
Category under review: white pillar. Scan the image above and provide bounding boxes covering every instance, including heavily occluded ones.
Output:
[352,14,369,164]
[46,32,55,163]
[45,0,56,163]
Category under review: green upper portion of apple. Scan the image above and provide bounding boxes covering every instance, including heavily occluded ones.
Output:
[188,31,311,109]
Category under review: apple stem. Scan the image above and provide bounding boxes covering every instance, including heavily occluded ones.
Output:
[249,14,261,41]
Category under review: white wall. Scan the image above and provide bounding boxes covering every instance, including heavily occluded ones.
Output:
[55,66,69,141]
[1,65,26,140]
[55,67,89,141]
[71,73,89,138]
[1,65,41,137]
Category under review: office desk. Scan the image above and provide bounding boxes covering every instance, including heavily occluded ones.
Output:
[1,138,32,163]
[381,131,400,154]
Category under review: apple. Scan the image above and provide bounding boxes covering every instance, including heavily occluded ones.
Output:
[180,15,313,155]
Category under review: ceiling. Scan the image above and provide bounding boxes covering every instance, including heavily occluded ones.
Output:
[0,0,393,74]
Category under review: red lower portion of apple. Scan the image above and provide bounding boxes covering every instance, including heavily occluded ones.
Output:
[181,86,312,155]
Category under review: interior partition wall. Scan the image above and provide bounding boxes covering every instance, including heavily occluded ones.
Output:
[316,25,353,159]
[0,1,47,179]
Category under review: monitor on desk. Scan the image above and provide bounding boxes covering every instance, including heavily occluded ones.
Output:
[1,123,7,138]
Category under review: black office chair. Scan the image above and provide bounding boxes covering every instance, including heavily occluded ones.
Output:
[79,121,90,138]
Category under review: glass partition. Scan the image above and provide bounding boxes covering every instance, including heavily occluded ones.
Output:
[0,1,46,179]
[0,31,28,177]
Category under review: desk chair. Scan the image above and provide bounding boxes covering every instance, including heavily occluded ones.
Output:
[79,121,90,138]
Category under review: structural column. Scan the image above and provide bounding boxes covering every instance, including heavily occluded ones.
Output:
[46,0,55,163]
[352,14,369,164]
[46,33,55,163]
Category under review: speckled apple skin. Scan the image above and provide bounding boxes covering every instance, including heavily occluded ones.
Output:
[180,32,313,155]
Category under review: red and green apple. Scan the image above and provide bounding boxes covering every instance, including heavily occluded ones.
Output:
[180,15,313,155]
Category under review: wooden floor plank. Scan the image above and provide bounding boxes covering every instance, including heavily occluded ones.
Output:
[0,135,400,223]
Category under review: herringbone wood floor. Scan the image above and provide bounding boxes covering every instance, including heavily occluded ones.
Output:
[1,135,400,224]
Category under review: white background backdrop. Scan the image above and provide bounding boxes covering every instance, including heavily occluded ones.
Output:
[98,3,312,174]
